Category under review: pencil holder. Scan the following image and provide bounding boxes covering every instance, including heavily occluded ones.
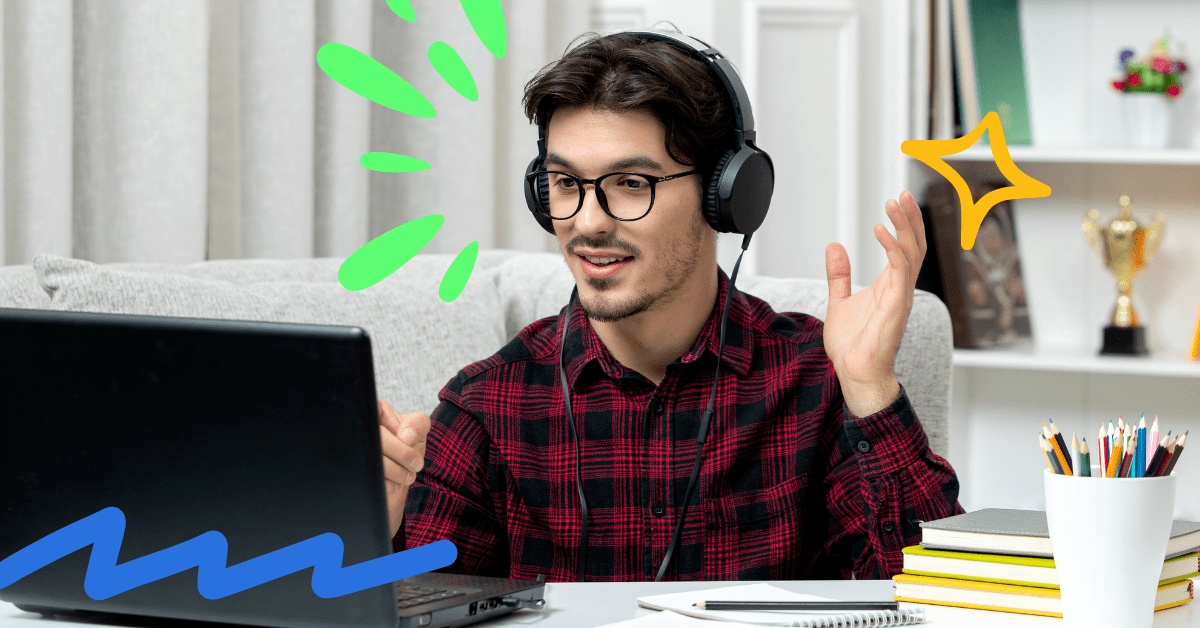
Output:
[1044,468,1177,628]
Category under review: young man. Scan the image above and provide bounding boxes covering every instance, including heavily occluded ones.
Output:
[377,32,963,582]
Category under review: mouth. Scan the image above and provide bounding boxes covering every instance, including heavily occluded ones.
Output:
[578,254,633,278]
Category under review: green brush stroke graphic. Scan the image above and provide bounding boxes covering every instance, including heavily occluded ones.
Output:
[439,242,479,302]
[339,215,444,291]
[428,42,478,101]
[319,2,510,298]
[460,1,507,59]
[316,43,435,118]
[386,0,415,22]
[360,152,431,173]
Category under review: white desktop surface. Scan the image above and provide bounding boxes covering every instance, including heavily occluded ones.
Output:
[2,579,1197,628]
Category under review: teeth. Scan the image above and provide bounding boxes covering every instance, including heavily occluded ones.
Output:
[585,256,626,265]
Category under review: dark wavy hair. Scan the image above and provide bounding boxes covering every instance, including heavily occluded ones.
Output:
[522,32,734,181]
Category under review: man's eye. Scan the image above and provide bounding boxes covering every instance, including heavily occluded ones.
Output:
[619,177,649,191]
[552,177,577,190]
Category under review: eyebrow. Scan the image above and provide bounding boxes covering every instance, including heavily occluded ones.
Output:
[544,151,666,174]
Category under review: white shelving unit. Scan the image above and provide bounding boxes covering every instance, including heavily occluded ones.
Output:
[953,345,1200,379]
[945,146,1200,166]
[931,0,1200,521]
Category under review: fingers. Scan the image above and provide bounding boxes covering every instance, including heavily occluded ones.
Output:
[379,424,424,486]
[378,398,402,436]
[882,192,925,275]
[825,242,852,302]
[899,190,928,261]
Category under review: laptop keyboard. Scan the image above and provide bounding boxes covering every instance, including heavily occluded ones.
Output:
[394,583,469,609]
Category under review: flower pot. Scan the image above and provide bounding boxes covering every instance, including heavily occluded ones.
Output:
[1122,93,1172,149]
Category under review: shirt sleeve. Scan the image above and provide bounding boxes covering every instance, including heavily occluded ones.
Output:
[392,388,511,577]
[818,385,965,579]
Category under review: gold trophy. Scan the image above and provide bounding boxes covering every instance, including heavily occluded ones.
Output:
[1082,194,1165,355]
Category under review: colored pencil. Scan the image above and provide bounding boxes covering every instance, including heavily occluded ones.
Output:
[1150,416,1160,473]
[1098,424,1108,476]
[1080,440,1092,477]
[1071,432,1081,477]
[1157,434,1179,477]
[1137,416,1147,478]
[1119,431,1138,478]
[1145,436,1167,478]
[1108,420,1115,461]
[1048,418,1073,474]
[1106,432,1124,478]
[1041,432,1063,474]
[1044,423,1071,476]
[1163,432,1188,476]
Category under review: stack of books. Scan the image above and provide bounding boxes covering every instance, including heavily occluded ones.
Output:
[893,509,1200,617]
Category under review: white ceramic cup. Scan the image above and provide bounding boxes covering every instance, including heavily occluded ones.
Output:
[1044,467,1176,628]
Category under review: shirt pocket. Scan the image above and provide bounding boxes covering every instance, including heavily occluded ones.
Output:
[701,475,807,580]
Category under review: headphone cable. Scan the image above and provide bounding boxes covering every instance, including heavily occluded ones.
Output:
[653,233,751,582]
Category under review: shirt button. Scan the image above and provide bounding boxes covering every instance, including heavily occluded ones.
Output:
[651,503,665,516]
[655,404,664,414]
[883,521,895,533]
[857,440,871,453]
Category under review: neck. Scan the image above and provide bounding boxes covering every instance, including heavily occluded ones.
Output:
[587,261,721,386]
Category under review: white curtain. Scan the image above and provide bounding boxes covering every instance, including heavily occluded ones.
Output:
[1,0,593,265]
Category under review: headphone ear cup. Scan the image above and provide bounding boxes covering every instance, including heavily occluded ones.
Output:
[524,156,557,235]
[703,150,737,233]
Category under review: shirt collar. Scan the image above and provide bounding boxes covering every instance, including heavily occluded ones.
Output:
[559,269,755,391]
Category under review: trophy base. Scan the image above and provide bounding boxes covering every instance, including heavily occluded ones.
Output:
[1101,325,1148,356]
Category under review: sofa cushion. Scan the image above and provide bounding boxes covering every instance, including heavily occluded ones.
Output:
[0,265,52,309]
[34,253,507,417]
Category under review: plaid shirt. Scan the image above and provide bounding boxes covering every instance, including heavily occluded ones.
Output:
[395,271,963,581]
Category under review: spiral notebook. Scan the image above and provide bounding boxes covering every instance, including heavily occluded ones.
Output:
[629,584,926,627]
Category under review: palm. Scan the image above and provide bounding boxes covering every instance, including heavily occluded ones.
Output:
[823,191,926,412]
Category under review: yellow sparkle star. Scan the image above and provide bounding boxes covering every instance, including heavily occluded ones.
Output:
[901,111,1051,249]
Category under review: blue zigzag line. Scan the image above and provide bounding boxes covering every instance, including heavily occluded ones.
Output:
[0,507,457,600]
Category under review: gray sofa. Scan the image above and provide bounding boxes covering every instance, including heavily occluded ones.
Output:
[0,250,953,457]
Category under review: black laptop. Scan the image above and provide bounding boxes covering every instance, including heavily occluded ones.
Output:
[0,308,544,628]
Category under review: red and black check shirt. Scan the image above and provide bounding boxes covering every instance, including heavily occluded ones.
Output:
[395,270,963,581]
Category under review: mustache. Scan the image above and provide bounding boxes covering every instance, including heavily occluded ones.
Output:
[565,234,641,258]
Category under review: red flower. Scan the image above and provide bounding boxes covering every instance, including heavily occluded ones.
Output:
[1180,60,1189,73]
[1152,58,1170,73]
[1127,73,1141,86]
[1167,84,1181,97]
[1112,79,1126,90]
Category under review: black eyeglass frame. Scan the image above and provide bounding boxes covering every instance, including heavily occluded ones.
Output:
[525,169,701,222]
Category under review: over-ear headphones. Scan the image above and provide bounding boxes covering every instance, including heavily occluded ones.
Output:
[523,30,774,236]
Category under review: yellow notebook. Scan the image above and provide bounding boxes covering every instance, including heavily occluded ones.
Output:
[893,573,1194,617]
[902,545,1200,589]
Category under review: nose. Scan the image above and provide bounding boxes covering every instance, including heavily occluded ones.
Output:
[568,181,616,238]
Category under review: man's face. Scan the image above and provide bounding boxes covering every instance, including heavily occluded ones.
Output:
[544,106,712,323]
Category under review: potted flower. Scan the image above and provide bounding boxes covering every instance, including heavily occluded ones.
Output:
[1111,34,1188,149]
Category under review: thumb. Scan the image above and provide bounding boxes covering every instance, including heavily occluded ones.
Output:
[825,242,852,302]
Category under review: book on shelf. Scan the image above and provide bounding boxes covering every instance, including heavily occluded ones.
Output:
[902,545,1200,589]
[921,180,1032,349]
[893,573,1194,617]
[920,508,1200,560]
[950,0,1032,145]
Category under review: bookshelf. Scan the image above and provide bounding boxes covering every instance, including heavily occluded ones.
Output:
[927,0,1200,522]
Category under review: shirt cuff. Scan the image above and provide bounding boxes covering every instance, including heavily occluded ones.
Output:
[840,386,931,478]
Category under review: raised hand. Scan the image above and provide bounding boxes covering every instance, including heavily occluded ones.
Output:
[823,190,927,418]
[377,398,430,538]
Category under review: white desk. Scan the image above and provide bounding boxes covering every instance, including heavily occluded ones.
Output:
[3,580,1197,628]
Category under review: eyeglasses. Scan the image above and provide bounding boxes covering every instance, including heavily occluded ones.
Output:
[525,169,700,222]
